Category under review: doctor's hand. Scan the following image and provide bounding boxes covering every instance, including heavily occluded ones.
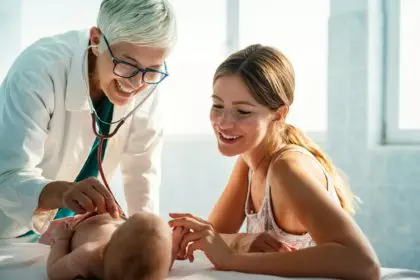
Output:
[39,178,119,219]
[169,213,234,271]
[63,177,119,218]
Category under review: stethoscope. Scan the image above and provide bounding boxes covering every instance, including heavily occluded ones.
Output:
[82,45,159,220]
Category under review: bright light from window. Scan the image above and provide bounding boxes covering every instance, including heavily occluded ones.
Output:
[398,0,420,130]
[159,0,227,135]
[21,0,100,49]
[239,0,329,132]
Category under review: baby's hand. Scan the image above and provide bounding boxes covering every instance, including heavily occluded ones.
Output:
[170,227,188,269]
[172,227,187,251]
[52,222,74,242]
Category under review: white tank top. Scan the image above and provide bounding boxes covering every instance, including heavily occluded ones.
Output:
[245,146,341,250]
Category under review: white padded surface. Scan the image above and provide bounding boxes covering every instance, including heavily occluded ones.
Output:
[0,242,419,280]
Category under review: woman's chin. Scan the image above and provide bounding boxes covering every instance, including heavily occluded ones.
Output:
[217,145,242,157]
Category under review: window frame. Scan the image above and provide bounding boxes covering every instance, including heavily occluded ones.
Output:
[384,0,420,144]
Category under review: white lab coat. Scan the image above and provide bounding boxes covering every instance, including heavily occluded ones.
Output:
[0,30,163,238]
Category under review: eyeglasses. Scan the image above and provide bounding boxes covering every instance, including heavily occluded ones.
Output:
[102,34,168,86]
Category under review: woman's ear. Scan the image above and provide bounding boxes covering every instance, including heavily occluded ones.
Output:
[273,106,289,122]
[89,27,102,56]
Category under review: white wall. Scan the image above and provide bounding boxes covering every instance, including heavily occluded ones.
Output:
[160,136,236,220]
[0,1,21,81]
[327,0,420,270]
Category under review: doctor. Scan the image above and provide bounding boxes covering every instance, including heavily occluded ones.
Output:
[0,0,177,238]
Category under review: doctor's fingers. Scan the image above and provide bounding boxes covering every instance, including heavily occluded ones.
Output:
[65,200,86,214]
[80,178,119,216]
[83,187,106,214]
[70,192,96,213]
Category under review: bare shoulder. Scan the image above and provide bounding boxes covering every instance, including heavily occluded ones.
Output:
[268,146,328,193]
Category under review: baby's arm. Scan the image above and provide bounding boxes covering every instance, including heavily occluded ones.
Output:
[46,223,86,280]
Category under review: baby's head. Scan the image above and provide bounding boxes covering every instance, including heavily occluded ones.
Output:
[103,212,172,280]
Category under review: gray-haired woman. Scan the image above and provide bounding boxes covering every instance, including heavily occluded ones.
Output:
[0,0,176,239]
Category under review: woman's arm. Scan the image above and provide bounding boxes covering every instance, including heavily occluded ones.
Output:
[208,157,248,232]
[228,154,380,279]
[228,244,378,279]
[207,157,290,253]
[207,156,249,247]
[169,154,380,279]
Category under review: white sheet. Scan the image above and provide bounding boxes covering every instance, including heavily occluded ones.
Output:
[0,242,419,280]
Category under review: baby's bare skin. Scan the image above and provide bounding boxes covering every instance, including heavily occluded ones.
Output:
[46,213,123,279]
[70,213,122,249]
[47,212,182,280]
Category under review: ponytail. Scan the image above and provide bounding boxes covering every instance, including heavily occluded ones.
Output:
[281,124,355,214]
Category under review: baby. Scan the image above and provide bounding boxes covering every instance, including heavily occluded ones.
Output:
[43,212,185,280]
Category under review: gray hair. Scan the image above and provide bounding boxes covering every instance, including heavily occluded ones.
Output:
[96,0,177,51]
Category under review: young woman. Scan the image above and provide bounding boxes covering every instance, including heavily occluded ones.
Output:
[170,44,380,279]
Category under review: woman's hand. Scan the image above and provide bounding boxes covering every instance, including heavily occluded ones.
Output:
[169,213,234,270]
[232,232,295,253]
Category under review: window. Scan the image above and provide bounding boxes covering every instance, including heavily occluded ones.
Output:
[239,0,329,134]
[21,0,101,48]
[385,0,420,143]
[159,0,227,136]
[162,0,329,138]
[0,1,22,81]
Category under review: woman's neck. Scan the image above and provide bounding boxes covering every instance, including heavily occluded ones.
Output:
[241,143,269,172]
[241,138,287,172]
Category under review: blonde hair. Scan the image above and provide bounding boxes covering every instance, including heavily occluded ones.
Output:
[213,44,355,214]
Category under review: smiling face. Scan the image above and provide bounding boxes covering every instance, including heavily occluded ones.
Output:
[89,27,168,106]
[210,75,275,157]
